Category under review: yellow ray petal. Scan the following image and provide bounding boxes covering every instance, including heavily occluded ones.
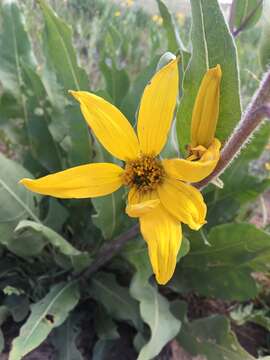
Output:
[140,205,182,285]
[163,138,221,183]
[20,163,124,198]
[69,91,140,161]
[126,187,160,217]
[137,57,179,156]
[158,178,206,230]
[191,65,222,148]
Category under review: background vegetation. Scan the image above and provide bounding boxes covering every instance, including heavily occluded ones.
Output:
[0,0,270,359]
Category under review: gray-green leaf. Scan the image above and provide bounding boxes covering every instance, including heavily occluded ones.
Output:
[170,223,270,300]
[177,0,241,154]
[9,281,80,360]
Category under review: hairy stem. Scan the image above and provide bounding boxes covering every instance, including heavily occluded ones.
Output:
[73,223,139,281]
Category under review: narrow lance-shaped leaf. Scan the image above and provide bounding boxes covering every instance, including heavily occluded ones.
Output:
[177,0,241,154]
[124,241,181,360]
[0,154,39,246]
[91,123,130,240]
[156,0,187,54]
[0,0,36,96]
[89,271,141,330]
[232,0,264,34]
[38,0,92,165]
[9,282,80,360]
[15,220,87,257]
[22,63,62,172]
[52,314,84,360]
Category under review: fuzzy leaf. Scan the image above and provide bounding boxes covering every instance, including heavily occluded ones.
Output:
[232,0,264,32]
[0,154,39,246]
[9,282,80,360]
[177,0,241,154]
[89,271,141,329]
[126,241,181,360]
[170,223,270,300]
[38,0,91,166]
[172,300,255,360]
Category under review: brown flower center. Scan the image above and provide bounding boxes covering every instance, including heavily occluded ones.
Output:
[122,155,165,192]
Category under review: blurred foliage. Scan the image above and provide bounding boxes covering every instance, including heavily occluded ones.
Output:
[0,0,270,359]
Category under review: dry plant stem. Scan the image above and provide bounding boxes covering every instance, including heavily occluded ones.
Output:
[75,71,270,281]
[74,223,139,281]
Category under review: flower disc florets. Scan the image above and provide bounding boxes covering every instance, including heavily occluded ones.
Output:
[123,155,165,192]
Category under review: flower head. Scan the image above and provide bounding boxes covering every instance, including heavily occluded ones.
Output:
[152,14,163,26]
[20,57,220,285]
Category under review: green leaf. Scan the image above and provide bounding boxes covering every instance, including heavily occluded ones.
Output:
[0,153,39,245]
[91,140,129,240]
[52,313,83,360]
[233,0,264,33]
[259,2,270,70]
[206,124,270,227]
[156,0,187,53]
[43,198,69,232]
[3,294,29,322]
[126,242,181,360]
[95,305,119,340]
[121,56,159,124]
[177,0,241,154]
[0,0,35,97]
[15,220,87,257]
[231,303,270,331]
[21,63,62,172]
[170,223,270,300]
[9,281,80,360]
[38,0,88,91]
[38,0,92,166]
[89,271,141,329]
[100,58,130,108]
[172,300,255,360]
[92,187,127,240]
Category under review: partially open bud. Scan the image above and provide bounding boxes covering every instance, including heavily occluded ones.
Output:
[191,65,222,149]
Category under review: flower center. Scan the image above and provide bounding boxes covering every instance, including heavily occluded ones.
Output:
[122,155,165,192]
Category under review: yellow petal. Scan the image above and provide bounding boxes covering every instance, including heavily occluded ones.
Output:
[163,138,221,183]
[126,187,160,217]
[69,91,140,161]
[137,57,179,156]
[20,163,123,198]
[191,65,222,148]
[158,178,206,230]
[140,205,182,285]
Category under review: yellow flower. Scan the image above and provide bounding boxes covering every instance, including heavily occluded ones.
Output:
[265,162,270,171]
[189,65,222,162]
[152,14,163,26]
[176,12,185,25]
[20,58,218,285]
[122,0,134,7]
[114,11,121,17]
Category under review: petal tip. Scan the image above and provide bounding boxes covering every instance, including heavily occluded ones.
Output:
[213,64,222,78]
[68,90,80,101]
[19,178,32,189]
